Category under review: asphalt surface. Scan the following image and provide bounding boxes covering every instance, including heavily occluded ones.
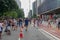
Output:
[22,24,50,40]
[1,27,20,40]
[1,24,56,40]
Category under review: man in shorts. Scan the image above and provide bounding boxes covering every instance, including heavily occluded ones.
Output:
[24,18,29,31]
[19,18,23,27]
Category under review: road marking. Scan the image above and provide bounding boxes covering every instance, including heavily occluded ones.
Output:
[18,38,20,40]
[38,29,60,40]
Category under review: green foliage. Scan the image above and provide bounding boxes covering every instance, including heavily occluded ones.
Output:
[32,14,37,18]
[3,11,18,18]
[0,0,24,18]
[0,0,18,16]
[16,9,24,18]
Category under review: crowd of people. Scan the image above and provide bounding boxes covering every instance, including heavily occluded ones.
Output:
[0,16,60,39]
[32,16,60,30]
[0,17,43,39]
[0,18,29,39]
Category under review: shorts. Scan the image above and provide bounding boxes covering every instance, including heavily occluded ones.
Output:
[19,22,22,27]
[0,31,2,33]
[25,24,28,27]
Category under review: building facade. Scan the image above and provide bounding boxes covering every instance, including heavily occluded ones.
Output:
[15,0,21,8]
[38,0,60,14]
[28,10,32,18]
[32,1,37,15]
[37,0,60,20]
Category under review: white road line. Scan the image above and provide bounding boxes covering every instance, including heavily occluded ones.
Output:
[38,29,60,40]
[18,38,20,40]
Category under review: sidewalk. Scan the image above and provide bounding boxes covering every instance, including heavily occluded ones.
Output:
[39,21,60,39]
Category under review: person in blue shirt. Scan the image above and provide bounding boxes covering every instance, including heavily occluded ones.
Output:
[24,18,29,31]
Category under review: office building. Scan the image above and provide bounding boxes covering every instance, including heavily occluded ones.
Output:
[15,0,21,8]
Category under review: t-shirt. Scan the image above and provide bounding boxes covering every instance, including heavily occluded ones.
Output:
[25,19,29,25]
[19,19,22,23]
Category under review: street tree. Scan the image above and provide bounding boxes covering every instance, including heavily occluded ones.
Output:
[0,0,18,16]
[16,9,24,18]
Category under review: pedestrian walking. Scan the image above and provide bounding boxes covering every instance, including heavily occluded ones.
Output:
[18,18,23,32]
[48,19,51,28]
[13,19,18,31]
[6,20,11,35]
[33,18,36,27]
[19,18,23,27]
[24,18,29,31]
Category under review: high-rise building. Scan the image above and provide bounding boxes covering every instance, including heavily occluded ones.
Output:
[32,1,37,16]
[33,0,60,15]
[28,10,32,18]
[36,0,41,8]
[36,0,45,14]
[36,0,41,15]
[38,0,58,14]
[15,0,21,8]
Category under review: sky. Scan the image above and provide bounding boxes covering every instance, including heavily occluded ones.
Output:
[20,0,35,17]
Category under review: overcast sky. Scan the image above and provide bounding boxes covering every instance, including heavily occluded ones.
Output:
[20,0,35,17]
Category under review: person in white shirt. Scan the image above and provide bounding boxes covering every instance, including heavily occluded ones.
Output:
[13,19,17,31]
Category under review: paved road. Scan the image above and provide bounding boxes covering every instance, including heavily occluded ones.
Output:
[1,27,20,40]
[22,24,50,40]
[1,24,57,40]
